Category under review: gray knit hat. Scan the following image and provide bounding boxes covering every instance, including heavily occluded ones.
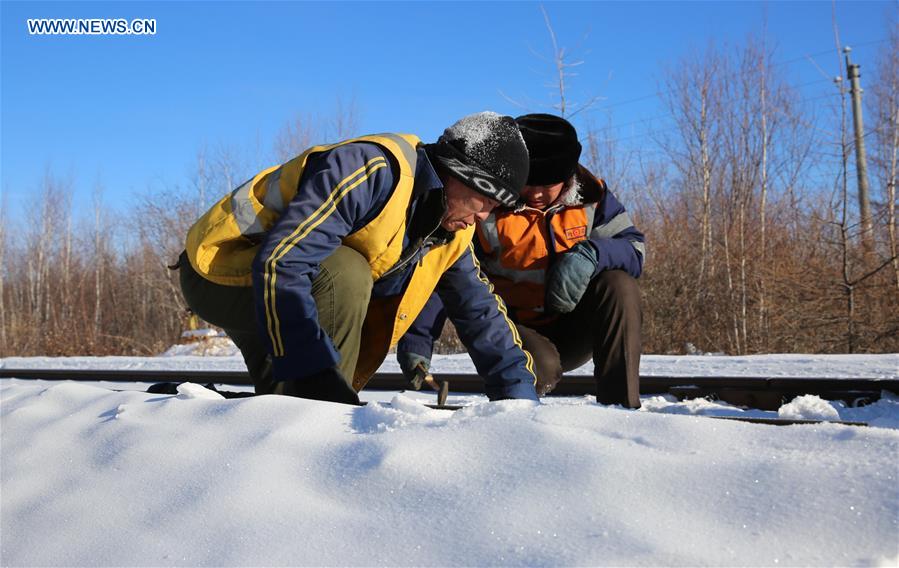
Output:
[426,111,530,207]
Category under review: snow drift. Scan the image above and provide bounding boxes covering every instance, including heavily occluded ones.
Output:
[2,378,898,566]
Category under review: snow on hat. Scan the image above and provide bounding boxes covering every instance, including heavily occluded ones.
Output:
[427,111,529,207]
[515,113,582,186]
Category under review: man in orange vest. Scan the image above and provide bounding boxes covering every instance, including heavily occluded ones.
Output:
[398,114,645,408]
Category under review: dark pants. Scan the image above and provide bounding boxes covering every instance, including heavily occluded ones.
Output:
[521,270,642,408]
[178,247,372,394]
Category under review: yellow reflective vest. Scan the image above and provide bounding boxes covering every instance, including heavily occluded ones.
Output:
[184,134,476,387]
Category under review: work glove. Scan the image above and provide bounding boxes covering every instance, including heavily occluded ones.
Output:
[273,366,360,405]
[397,350,432,391]
[545,241,599,314]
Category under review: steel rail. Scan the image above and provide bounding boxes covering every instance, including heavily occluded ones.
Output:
[2,367,896,410]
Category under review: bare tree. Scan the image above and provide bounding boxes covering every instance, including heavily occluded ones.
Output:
[757,35,771,350]
[658,44,724,313]
[273,97,360,164]
[499,4,602,118]
[0,189,8,353]
[332,95,360,140]
[582,116,637,205]
[867,19,899,291]
[538,5,601,117]
[274,114,318,163]
[91,182,107,340]
[7,37,899,358]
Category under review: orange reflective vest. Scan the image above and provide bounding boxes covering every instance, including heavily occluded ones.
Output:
[476,165,638,325]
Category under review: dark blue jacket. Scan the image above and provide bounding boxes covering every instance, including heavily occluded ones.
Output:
[252,142,537,400]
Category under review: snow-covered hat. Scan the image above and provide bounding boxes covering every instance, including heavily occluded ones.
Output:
[427,111,529,207]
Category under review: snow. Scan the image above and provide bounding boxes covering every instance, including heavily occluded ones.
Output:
[778,394,841,421]
[2,352,899,566]
[176,381,226,400]
[181,328,222,339]
[441,111,526,180]
[5,350,898,379]
[161,330,240,357]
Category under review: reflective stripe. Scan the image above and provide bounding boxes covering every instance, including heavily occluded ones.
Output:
[264,157,388,355]
[374,133,418,170]
[481,257,545,284]
[230,135,412,239]
[591,211,633,239]
[468,243,536,381]
[583,202,597,234]
[230,166,285,237]
[263,168,284,213]
[230,177,260,236]
[630,240,646,258]
[479,212,501,251]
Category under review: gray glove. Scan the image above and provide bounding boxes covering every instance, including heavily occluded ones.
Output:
[545,241,598,314]
[397,351,431,390]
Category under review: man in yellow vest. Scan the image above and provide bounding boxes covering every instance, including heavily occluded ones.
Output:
[178,112,538,404]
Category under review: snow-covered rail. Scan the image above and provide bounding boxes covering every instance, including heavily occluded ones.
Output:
[2,367,897,410]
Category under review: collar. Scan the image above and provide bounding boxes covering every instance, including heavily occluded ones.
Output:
[407,147,450,242]
[413,146,444,198]
[512,169,588,215]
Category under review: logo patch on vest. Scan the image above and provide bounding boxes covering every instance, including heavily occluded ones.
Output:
[565,225,587,239]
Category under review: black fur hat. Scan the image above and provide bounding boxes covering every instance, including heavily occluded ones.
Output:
[516,113,582,186]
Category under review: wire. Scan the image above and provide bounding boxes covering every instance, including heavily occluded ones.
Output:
[588,37,891,113]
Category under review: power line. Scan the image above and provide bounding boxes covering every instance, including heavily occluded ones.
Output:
[589,77,836,135]
[588,37,890,113]
[566,38,892,148]
[776,38,889,67]
[592,88,857,146]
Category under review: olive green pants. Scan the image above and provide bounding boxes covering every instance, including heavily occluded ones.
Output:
[178,247,373,394]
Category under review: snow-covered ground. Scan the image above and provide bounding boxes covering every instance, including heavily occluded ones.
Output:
[2,350,899,566]
[5,350,899,377]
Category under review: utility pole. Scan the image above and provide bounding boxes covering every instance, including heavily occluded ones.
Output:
[844,46,874,253]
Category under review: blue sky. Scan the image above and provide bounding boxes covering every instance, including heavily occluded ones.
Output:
[1,1,894,221]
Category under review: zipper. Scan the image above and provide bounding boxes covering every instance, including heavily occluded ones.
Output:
[545,209,559,263]
[376,223,443,282]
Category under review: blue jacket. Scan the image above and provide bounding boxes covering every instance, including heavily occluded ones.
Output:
[251,141,537,400]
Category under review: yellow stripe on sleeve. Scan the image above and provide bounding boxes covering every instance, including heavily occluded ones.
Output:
[263,156,388,356]
[468,242,537,381]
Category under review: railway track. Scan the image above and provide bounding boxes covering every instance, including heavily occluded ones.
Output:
[2,367,897,410]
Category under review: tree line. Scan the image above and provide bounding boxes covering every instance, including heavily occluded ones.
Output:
[1,33,896,358]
